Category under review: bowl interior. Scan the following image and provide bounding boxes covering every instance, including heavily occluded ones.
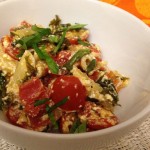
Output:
[0,0,150,124]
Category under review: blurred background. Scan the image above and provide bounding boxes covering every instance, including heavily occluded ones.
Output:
[100,0,150,27]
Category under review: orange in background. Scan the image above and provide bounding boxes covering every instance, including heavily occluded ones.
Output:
[100,0,150,26]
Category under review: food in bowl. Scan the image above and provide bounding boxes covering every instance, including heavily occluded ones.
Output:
[0,16,129,133]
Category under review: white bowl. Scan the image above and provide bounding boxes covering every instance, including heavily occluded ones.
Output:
[0,0,150,150]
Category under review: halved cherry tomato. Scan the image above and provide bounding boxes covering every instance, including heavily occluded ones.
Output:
[54,50,71,67]
[19,77,50,117]
[1,36,20,60]
[51,76,86,111]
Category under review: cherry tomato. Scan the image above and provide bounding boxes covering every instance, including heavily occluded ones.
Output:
[51,76,86,111]
[54,50,71,67]
[19,77,50,117]
[1,36,20,60]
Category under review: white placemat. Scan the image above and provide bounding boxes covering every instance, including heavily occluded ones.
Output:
[0,116,150,150]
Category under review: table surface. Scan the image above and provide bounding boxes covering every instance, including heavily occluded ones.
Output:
[0,0,150,149]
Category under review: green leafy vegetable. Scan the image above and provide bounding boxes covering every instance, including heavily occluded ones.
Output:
[33,44,59,74]
[47,111,59,129]
[68,24,87,30]
[98,77,119,105]
[74,121,87,133]
[31,25,51,36]
[53,28,68,54]
[17,34,41,49]
[33,44,45,59]
[48,35,59,43]
[17,25,51,50]
[46,97,69,113]
[49,15,61,27]
[69,119,80,133]
[78,39,90,46]
[87,59,96,73]
[64,49,91,71]
[0,72,6,110]
[45,97,69,129]
[34,98,50,107]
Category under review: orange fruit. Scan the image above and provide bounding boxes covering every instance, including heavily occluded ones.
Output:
[135,0,150,18]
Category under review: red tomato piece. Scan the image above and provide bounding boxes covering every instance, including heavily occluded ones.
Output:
[68,38,78,45]
[89,70,100,82]
[54,50,71,67]
[6,104,50,131]
[19,77,45,101]
[51,76,86,111]
[87,116,118,130]
[6,105,22,126]
[78,101,118,131]
[19,77,50,117]
[1,36,20,60]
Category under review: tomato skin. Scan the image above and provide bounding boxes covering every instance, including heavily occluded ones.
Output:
[87,116,118,130]
[1,36,20,60]
[78,101,118,131]
[51,76,86,111]
[19,77,50,117]
[19,77,45,101]
[89,71,100,82]
[68,38,78,45]
[6,104,50,131]
[6,105,22,126]
[54,50,71,67]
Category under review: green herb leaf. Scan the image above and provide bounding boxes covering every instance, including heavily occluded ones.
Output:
[68,24,87,30]
[48,111,59,129]
[69,119,80,133]
[78,39,90,46]
[34,98,50,107]
[33,44,45,59]
[53,28,67,54]
[87,59,96,73]
[64,49,91,71]
[31,25,51,36]
[74,121,87,133]
[33,45,59,74]
[46,97,69,113]
[48,35,59,43]
[98,77,119,105]
[41,47,59,74]
[17,33,42,49]
[49,15,61,27]
[16,25,51,50]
